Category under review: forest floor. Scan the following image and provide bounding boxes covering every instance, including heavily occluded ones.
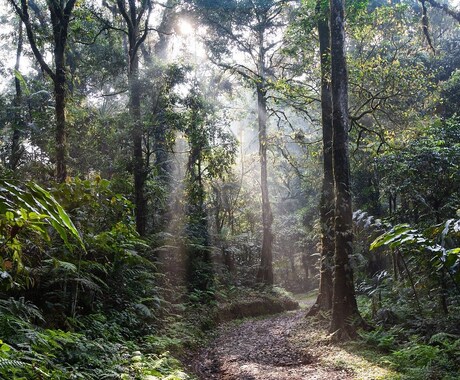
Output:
[187,294,400,380]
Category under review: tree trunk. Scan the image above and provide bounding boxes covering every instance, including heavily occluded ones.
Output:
[10,21,23,171]
[152,121,170,230]
[329,0,362,339]
[185,127,213,296]
[256,25,274,286]
[154,0,176,60]
[49,0,74,183]
[115,0,152,236]
[129,50,147,236]
[256,83,274,286]
[55,42,68,183]
[308,0,334,316]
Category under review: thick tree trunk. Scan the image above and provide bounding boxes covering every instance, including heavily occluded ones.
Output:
[49,1,74,183]
[55,44,68,183]
[256,83,274,286]
[329,0,361,339]
[308,0,334,316]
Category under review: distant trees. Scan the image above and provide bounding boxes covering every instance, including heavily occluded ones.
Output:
[182,84,237,294]
[191,0,294,285]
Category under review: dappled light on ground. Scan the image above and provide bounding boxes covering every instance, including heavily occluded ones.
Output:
[189,308,399,380]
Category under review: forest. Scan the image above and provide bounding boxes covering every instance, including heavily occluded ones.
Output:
[0,0,459,378]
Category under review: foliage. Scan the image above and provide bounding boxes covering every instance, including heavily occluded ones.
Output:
[0,177,196,378]
[376,118,460,226]
[0,180,85,291]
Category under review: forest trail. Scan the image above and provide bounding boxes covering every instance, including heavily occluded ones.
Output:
[189,296,356,380]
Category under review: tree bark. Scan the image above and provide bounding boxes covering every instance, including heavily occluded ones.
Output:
[54,42,68,183]
[154,0,176,60]
[256,77,274,285]
[130,56,147,236]
[116,0,152,235]
[308,0,334,315]
[150,1,177,232]
[329,0,361,339]
[10,20,24,171]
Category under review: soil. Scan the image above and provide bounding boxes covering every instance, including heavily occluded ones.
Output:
[188,308,353,380]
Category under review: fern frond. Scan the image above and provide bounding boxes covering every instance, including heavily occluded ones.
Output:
[0,358,28,370]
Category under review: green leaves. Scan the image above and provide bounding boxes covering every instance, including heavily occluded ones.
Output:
[370,218,460,282]
[0,180,84,251]
[370,224,427,250]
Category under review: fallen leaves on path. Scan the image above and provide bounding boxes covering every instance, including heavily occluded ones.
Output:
[189,310,352,380]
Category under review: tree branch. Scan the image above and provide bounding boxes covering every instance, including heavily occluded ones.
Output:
[9,0,55,81]
[425,0,460,23]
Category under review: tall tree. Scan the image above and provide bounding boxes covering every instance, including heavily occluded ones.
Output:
[329,0,361,339]
[113,0,152,235]
[10,20,24,171]
[192,0,293,285]
[145,0,179,232]
[308,0,334,315]
[9,0,77,182]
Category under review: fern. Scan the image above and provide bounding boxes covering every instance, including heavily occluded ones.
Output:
[0,297,44,324]
[0,358,29,370]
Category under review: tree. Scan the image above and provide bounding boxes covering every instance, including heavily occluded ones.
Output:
[192,0,294,285]
[9,20,24,171]
[329,0,362,339]
[420,0,460,23]
[112,0,152,235]
[9,0,78,182]
[308,0,334,315]
[181,83,237,295]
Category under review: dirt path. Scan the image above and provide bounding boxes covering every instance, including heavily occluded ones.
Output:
[189,309,353,380]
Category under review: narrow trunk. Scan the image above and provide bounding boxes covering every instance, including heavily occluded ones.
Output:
[11,1,75,180]
[308,0,334,315]
[256,26,274,286]
[10,21,23,171]
[256,83,274,286]
[329,0,361,339]
[115,0,152,236]
[152,122,170,231]
[150,5,176,232]
[186,139,213,295]
[129,54,147,236]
